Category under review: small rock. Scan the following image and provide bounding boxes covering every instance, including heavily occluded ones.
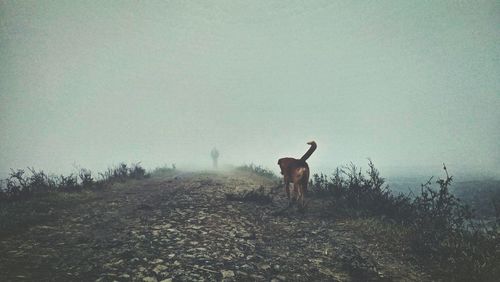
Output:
[259,264,271,271]
[153,265,168,274]
[143,277,158,282]
[114,259,124,266]
[221,270,235,278]
[241,264,253,270]
[222,255,232,261]
[152,259,164,264]
[236,271,248,276]
[238,232,255,239]
[138,266,147,272]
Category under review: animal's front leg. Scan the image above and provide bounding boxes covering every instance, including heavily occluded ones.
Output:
[293,183,299,203]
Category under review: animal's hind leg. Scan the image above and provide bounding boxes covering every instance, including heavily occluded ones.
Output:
[297,184,304,209]
[301,180,308,208]
[284,180,292,205]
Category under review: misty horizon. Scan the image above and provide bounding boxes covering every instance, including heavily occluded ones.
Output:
[1,1,499,180]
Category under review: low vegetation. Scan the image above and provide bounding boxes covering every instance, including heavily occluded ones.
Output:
[236,164,278,180]
[0,162,177,238]
[309,160,500,281]
[0,162,181,203]
[310,161,414,220]
[0,162,150,202]
[149,164,177,178]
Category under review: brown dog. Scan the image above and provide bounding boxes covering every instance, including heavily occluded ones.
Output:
[278,141,317,208]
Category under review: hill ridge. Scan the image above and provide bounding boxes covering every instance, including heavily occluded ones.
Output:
[0,171,429,281]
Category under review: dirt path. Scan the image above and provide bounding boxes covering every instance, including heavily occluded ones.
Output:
[0,171,430,281]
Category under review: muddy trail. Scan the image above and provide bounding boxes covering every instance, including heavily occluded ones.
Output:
[0,171,430,281]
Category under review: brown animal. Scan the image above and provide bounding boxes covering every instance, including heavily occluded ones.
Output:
[278,141,317,208]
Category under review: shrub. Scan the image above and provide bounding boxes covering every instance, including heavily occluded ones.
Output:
[236,164,278,180]
[311,160,414,220]
[310,161,500,281]
[57,174,79,191]
[98,162,149,183]
[78,168,94,188]
[2,168,57,199]
[128,162,147,179]
[407,165,499,281]
[5,169,29,199]
[0,162,150,202]
[149,164,176,177]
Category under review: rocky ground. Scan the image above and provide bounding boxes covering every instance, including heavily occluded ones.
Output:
[0,170,431,281]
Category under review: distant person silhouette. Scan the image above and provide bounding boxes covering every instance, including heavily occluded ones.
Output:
[211,147,220,169]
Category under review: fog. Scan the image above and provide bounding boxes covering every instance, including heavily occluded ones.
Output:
[1,1,499,179]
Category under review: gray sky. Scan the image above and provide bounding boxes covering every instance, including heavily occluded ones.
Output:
[1,0,499,178]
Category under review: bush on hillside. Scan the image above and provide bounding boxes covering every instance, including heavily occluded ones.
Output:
[309,161,499,281]
[0,162,149,202]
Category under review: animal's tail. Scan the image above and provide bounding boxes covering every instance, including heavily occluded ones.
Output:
[300,141,317,161]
